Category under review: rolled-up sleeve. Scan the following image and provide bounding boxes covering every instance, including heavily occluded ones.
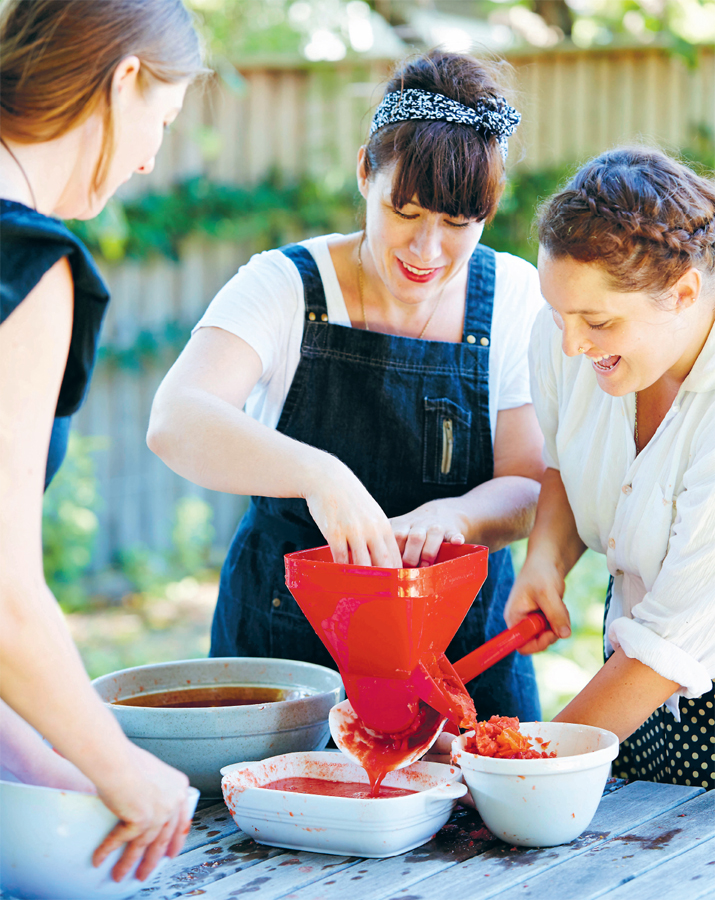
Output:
[609,418,715,700]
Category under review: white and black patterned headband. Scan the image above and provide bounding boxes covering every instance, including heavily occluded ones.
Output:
[369,88,521,160]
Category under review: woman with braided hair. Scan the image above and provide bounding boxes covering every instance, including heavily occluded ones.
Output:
[149,50,546,722]
[505,147,715,787]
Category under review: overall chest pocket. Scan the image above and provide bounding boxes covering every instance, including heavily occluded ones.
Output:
[423,397,472,485]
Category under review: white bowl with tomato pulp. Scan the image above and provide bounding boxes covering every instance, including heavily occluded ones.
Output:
[221,751,467,858]
[452,721,619,847]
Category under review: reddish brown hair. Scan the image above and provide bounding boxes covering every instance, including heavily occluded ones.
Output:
[538,147,715,297]
[0,0,206,192]
[364,51,515,224]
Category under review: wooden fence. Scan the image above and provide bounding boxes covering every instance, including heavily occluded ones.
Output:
[71,44,715,570]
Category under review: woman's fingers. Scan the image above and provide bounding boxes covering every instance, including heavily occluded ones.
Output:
[517,630,561,656]
[503,558,570,653]
[111,832,157,883]
[166,807,192,859]
[92,821,139,869]
[92,747,190,882]
[134,813,178,882]
[95,809,183,883]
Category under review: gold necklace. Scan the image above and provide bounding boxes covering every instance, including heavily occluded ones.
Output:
[356,233,445,339]
[634,391,640,454]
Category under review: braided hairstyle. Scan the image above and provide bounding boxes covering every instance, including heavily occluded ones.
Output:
[538,147,715,298]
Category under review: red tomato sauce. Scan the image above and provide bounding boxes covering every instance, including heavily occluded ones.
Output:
[260,777,417,799]
[463,715,556,759]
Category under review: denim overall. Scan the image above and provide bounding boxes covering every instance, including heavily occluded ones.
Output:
[211,243,540,721]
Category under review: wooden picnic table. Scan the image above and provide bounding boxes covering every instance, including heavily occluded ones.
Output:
[131,780,713,900]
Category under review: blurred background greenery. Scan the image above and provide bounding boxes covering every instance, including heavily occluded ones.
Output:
[44,0,714,720]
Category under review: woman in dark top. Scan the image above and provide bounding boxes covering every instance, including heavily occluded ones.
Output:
[0,0,203,883]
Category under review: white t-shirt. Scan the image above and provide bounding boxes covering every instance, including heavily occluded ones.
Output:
[530,304,715,719]
[194,234,544,439]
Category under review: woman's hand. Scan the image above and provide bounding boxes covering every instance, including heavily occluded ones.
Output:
[305,456,402,567]
[389,501,467,567]
[92,745,191,883]
[503,554,571,654]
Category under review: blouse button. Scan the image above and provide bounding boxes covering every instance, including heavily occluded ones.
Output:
[616,569,624,576]
[608,538,616,549]
[272,597,281,608]
[480,336,489,346]
[308,312,316,321]
[467,334,476,344]
[622,484,632,494]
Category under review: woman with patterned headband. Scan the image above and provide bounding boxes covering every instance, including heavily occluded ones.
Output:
[505,148,715,787]
[148,51,545,720]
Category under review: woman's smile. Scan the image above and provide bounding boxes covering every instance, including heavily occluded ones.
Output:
[397,258,444,283]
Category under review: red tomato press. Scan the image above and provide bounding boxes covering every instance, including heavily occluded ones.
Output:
[284,544,548,747]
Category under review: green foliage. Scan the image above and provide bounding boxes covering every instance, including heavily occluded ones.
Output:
[42,435,105,612]
[118,497,216,596]
[97,320,191,372]
[486,164,573,264]
[70,175,358,263]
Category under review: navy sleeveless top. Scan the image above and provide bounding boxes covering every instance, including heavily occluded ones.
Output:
[0,199,110,487]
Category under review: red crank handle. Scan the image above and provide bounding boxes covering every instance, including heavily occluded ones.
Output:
[451,611,550,686]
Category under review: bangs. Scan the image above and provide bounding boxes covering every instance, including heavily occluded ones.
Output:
[382,121,505,223]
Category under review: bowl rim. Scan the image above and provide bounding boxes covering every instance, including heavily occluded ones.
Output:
[222,751,466,805]
[92,657,344,713]
[451,721,619,774]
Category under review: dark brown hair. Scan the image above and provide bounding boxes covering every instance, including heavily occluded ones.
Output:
[364,50,515,224]
[538,147,715,297]
[0,0,206,192]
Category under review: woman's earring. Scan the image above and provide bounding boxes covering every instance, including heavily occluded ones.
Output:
[578,347,585,353]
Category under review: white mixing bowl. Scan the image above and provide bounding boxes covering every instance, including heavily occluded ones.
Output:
[0,779,199,899]
[452,721,619,847]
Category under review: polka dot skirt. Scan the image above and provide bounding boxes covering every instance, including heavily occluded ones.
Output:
[612,685,715,790]
[604,576,715,788]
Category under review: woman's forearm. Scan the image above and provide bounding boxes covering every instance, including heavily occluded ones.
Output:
[445,475,541,552]
[148,386,335,498]
[0,575,137,790]
[554,648,680,741]
[525,467,586,577]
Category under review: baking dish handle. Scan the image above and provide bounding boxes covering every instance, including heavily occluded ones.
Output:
[429,782,468,802]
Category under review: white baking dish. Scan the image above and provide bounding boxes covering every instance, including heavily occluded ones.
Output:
[221,751,467,858]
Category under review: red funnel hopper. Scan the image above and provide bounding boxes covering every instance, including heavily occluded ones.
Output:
[284,544,488,733]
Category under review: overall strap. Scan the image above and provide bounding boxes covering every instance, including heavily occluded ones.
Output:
[280,243,329,322]
[463,244,497,345]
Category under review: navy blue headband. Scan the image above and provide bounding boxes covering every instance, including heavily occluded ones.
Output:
[370,88,521,160]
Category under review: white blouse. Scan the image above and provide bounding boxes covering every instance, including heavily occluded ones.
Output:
[530,305,715,719]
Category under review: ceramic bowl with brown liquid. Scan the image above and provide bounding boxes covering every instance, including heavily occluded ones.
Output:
[92,658,343,797]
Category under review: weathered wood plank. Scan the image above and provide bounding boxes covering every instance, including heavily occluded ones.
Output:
[168,850,360,900]
[279,783,703,900]
[135,828,285,898]
[596,835,715,900]
[479,789,714,900]
[183,802,239,853]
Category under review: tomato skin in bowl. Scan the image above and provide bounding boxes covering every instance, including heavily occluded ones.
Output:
[452,722,619,848]
[464,716,556,760]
